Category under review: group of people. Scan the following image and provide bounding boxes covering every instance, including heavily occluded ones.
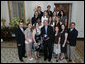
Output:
[32,5,67,29]
[15,5,78,63]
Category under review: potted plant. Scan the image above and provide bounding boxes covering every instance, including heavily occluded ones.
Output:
[10,17,24,27]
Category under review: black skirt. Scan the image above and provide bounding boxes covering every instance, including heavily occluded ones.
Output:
[60,43,67,53]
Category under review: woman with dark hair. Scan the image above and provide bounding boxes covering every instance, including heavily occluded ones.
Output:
[46,5,53,17]
[37,6,43,19]
[60,24,68,60]
[36,17,42,29]
[32,23,41,59]
[53,26,61,62]
[24,23,33,61]
[31,11,39,26]
[59,10,67,26]
[48,16,53,26]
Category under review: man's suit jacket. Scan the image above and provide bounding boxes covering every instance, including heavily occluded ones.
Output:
[15,26,25,46]
[67,28,78,46]
[41,25,54,44]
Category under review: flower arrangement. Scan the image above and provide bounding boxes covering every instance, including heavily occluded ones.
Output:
[10,17,24,27]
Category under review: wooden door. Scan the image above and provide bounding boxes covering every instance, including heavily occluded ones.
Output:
[54,3,69,29]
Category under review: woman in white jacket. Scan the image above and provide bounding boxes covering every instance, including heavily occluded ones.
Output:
[41,10,49,27]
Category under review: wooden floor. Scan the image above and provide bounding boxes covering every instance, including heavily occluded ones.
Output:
[1,39,84,63]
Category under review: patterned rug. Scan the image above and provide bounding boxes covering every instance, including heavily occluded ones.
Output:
[1,40,84,63]
[1,48,84,63]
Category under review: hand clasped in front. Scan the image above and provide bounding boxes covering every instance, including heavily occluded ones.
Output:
[42,34,49,41]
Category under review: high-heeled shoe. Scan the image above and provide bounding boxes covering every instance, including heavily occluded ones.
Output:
[60,57,65,60]
[38,56,41,58]
[28,57,33,61]
[56,60,58,62]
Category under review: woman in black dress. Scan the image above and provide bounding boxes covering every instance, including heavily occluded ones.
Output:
[60,24,68,60]
[48,16,53,26]
[31,11,39,26]
[33,23,41,59]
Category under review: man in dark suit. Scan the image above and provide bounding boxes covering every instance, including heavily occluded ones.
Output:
[15,21,26,62]
[41,20,54,62]
[67,22,78,62]
[46,5,53,17]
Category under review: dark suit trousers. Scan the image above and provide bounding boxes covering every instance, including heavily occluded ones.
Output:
[17,44,25,60]
[43,40,53,60]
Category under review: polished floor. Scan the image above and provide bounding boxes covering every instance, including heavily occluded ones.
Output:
[1,39,84,63]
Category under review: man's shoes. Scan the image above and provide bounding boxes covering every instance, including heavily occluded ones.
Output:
[44,58,47,61]
[65,56,69,59]
[56,60,58,62]
[20,59,24,62]
[68,59,72,62]
[23,56,27,58]
[48,59,51,62]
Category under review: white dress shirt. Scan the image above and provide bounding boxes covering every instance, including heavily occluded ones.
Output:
[20,27,24,33]
[41,16,48,27]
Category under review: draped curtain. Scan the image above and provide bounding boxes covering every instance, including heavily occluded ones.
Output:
[9,1,24,20]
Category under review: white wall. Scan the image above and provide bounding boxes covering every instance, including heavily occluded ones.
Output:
[73,1,84,38]
[1,1,84,38]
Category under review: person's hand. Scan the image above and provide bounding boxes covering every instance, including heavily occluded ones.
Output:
[67,41,69,44]
[29,42,32,45]
[34,43,38,46]
[62,44,65,47]
[28,39,32,45]
[45,37,49,41]
[18,44,21,46]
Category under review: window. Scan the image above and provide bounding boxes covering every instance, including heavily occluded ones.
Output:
[8,1,25,23]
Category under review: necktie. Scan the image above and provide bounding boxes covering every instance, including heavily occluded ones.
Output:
[45,26,47,34]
